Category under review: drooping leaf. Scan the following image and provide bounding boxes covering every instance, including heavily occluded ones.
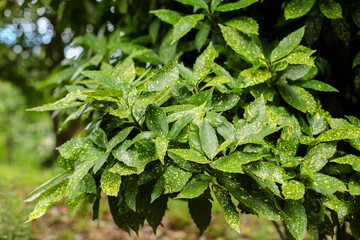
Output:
[188,194,212,235]
[27,180,68,222]
[151,177,165,203]
[150,9,182,25]
[281,180,305,200]
[176,174,211,199]
[210,152,268,173]
[145,104,169,137]
[172,14,205,44]
[146,195,168,234]
[163,165,192,193]
[212,185,240,233]
[219,24,264,64]
[319,0,342,19]
[278,83,316,114]
[284,0,316,19]
[100,169,122,196]
[167,148,210,164]
[215,0,259,12]
[270,27,305,62]
[284,200,307,240]
[225,16,259,35]
[199,119,218,159]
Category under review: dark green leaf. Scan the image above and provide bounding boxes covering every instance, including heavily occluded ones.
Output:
[188,194,212,235]
[195,24,210,52]
[89,126,108,149]
[212,185,240,233]
[146,195,168,233]
[167,148,210,164]
[284,200,307,240]
[122,175,138,211]
[319,0,342,19]
[349,173,360,195]
[151,177,165,203]
[308,172,347,194]
[106,127,134,152]
[160,29,178,64]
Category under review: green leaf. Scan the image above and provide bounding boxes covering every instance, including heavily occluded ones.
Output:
[319,0,342,19]
[109,162,138,176]
[308,172,347,194]
[106,127,134,152]
[295,80,338,92]
[172,14,205,44]
[163,165,192,193]
[194,43,217,81]
[66,145,104,197]
[199,119,218,159]
[215,0,259,12]
[175,0,208,10]
[278,83,316,114]
[225,16,259,35]
[305,142,336,172]
[206,112,235,141]
[250,83,276,102]
[250,161,286,184]
[27,180,68,222]
[239,67,272,88]
[308,110,328,135]
[220,174,282,221]
[284,200,307,240]
[146,195,168,234]
[176,174,211,199]
[284,64,312,81]
[122,175,138,211]
[89,126,108,149]
[188,194,212,235]
[151,177,165,203]
[281,180,305,200]
[150,9,182,25]
[210,152,268,173]
[159,29,178,64]
[211,94,240,112]
[349,173,360,195]
[195,24,211,52]
[111,57,136,83]
[270,27,306,62]
[219,24,264,64]
[316,126,360,142]
[101,169,122,196]
[145,59,179,92]
[178,64,197,86]
[145,104,169,137]
[155,136,169,164]
[282,46,316,66]
[353,51,360,68]
[322,195,351,222]
[167,148,210,164]
[212,185,240,233]
[168,114,193,140]
[93,152,110,174]
[27,91,85,111]
[284,0,316,19]
[57,136,88,159]
[82,71,122,90]
[331,155,360,172]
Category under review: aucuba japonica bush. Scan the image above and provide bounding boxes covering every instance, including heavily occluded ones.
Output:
[27,0,360,239]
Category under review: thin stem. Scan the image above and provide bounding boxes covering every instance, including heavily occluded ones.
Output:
[272,221,286,240]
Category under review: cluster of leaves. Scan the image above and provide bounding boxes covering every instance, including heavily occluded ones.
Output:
[27,0,360,239]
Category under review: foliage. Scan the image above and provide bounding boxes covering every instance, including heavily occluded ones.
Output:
[26,0,360,239]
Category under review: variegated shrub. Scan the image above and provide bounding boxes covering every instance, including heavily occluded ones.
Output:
[27,0,360,239]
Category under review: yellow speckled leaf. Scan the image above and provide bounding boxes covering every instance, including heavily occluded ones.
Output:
[282,180,305,200]
[278,83,316,114]
[150,9,182,25]
[216,0,258,12]
[239,67,272,88]
[284,200,307,240]
[27,180,68,222]
[101,169,122,196]
[172,14,205,45]
[284,0,316,20]
[225,16,259,35]
[319,0,342,19]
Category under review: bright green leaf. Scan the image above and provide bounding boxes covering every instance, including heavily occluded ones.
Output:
[145,59,179,92]
[284,0,316,19]
[176,174,211,199]
[167,148,210,164]
[284,200,307,240]
[295,80,338,92]
[172,14,205,44]
[155,136,169,164]
[225,16,259,35]
[239,67,272,88]
[163,165,192,193]
[216,0,259,12]
[145,104,169,137]
[278,83,316,114]
[281,180,305,200]
[319,0,342,19]
[199,119,218,159]
[101,169,122,196]
[175,0,208,10]
[150,9,182,25]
